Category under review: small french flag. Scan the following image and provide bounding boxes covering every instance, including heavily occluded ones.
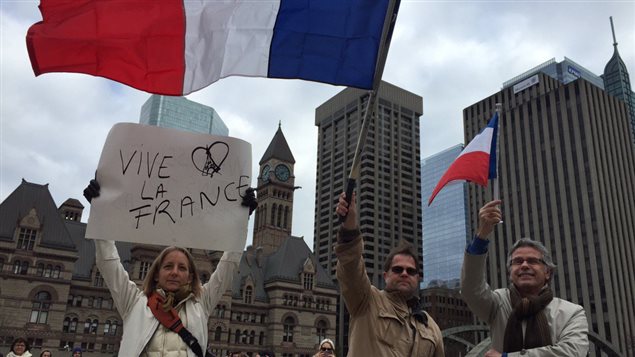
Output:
[428,112,499,205]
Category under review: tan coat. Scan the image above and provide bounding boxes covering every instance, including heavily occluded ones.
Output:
[335,236,444,357]
[461,252,589,356]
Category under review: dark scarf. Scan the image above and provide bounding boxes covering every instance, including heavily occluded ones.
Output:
[503,284,553,352]
[407,297,429,327]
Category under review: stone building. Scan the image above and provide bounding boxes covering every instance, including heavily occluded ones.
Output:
[0,126,337,357]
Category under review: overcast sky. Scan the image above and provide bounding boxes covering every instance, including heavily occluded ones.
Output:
[1,1,634,251]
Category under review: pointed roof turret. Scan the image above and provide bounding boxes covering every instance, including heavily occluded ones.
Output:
[602,16,635,144]
[259,122,296,165]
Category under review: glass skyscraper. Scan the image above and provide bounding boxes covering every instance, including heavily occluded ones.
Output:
[139,95,228,136]
[421,144,469,288]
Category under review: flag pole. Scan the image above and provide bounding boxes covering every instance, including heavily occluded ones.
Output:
[492,103,502,200]
[342,0,401,215]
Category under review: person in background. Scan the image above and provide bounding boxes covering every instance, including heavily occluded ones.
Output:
[7,338,31,357]
[83,179,257,357]
[39,351,52,357]
[335,192,444,356]
[70,348,81,357]
[461,200,589,356]
[313,338,336,357]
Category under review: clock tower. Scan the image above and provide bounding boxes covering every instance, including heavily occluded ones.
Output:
[253,123,296,255]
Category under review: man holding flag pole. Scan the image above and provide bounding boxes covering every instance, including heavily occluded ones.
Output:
[432,106,589,356]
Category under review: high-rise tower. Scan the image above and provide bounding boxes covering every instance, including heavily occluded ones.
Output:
[421,144,469,288]
[464,70,635,356]
[602,16,635,145]
[253,124,296,255]
[139,94,228,136]
[313,81,423,353]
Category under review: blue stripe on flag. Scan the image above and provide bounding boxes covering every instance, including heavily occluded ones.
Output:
[488,112,499,180]
[268,0,390,89]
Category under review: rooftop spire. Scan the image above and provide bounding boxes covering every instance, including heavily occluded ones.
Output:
[610,16,618,48]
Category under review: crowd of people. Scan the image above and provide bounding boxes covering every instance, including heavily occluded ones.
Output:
[4,339,83,357]
[7,177,589,357]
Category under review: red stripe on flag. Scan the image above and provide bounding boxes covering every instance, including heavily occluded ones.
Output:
[26,0,186,95]
[428,151,490,205]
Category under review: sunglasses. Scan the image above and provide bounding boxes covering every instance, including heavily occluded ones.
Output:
[320,347,334,353]
[390,266,418,276]
[510,257,545,266]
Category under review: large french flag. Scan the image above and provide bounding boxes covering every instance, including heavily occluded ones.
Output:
[428,113,499,205]
[26,0,394,96]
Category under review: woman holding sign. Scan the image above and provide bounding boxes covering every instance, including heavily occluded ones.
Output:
[84,180,257,357]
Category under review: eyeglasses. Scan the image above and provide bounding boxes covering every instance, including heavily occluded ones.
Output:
[390,266,418,276]
[510,257,545,266]
[320,348,334,353]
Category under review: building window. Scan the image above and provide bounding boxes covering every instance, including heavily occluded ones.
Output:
[259,331,264,345]
[13,260,28,275]
[103,320,111,335]
[17,228,37,250]
[63,317,70,332]
[90,319,98,334]
[36,263,44,276]
[30,291,51,324]
[234,330,240,344]
[214,327,222,341]
[138,261,151,280]
[73,295,82,307]
[316,320,327,344]
[283,316,295,342]
[43,265,52,278]
[94,271,104,287]
[110,321,118,336]
[52,266,61,279]
[303,273,314,290]
[244,286,253,304]
[69,317,78,333]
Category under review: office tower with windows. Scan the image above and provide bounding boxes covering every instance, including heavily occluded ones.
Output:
[421,144,469,288]
[313,81,423,353]
[464,68,635,356]
[139,94,228,136]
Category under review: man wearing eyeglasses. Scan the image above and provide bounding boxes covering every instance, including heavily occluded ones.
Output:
[335,192,444,357]
[461,200,588,357]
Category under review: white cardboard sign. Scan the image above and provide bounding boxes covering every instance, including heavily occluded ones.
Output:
[85,123,251,252]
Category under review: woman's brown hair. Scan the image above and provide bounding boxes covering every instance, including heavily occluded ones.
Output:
[142,246,202,297]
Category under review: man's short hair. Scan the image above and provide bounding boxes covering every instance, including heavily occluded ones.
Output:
[506,238,557,279]
[383,240,420,274]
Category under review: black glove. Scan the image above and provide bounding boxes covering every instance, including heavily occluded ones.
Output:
[241,187,258,215]
[83,179,101,203]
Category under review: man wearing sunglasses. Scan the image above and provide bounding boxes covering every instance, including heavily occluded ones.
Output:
[335,192,444,357]
[461,200,588,357]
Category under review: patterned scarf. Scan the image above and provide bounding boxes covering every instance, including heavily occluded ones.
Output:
[503,284,553,352]
[159,284,192,312]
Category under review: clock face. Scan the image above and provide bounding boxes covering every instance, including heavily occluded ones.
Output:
[261,165,270,182]
[274,164,290,182]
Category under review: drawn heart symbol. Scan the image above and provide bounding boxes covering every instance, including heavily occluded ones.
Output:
[191,141,229,178]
